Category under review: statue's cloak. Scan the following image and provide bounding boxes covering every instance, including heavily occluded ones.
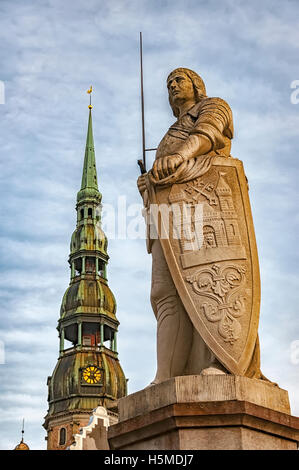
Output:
[147,156,261,376]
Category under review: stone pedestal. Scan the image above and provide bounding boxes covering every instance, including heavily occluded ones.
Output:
[108,376,299,450]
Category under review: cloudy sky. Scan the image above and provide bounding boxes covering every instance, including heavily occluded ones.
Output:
[0,0,299,450]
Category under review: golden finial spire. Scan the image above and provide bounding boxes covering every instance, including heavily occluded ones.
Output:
[87,85,93,109]
[14,418,30,450]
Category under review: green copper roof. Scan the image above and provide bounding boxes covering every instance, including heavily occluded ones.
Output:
[77,109,101,203]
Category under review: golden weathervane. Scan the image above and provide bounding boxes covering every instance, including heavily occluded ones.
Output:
[87,85,93,109]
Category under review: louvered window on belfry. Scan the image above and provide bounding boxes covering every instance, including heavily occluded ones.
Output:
[59,427,66,445]
[80,209,84,220]
[88,208,92,218]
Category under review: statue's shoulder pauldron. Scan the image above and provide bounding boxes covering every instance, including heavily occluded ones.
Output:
[193,97,234,139]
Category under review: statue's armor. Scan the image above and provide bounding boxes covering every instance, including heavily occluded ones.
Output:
[155,97,233,161]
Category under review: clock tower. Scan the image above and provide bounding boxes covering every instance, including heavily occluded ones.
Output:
[43,99,127,450]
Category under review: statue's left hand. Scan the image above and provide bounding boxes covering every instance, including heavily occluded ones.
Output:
[152,154,184,180]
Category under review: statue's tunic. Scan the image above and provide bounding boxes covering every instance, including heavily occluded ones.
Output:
[145,96,264,380]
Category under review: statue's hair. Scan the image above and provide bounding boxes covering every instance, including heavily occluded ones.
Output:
[167,68,207,118]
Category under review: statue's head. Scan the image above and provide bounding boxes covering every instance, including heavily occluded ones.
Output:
[167,68,206,118]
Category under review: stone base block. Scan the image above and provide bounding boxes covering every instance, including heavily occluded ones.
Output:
[108,376,299,450]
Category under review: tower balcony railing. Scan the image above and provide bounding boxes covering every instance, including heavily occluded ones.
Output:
[60,344,118,356]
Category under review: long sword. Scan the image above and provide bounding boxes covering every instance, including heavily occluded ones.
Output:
[137,32,157,175]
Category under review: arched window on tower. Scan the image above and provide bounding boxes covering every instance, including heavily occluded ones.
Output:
[86,257,95,274]
[80,208,84,220]
[74,258,82,276]
[98,260,105,278]
[59,427,66,446]
[82,322,100,347]
[88,208,93,218]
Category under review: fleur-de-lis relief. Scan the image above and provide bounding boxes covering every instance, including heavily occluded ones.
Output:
[186,264,247,345]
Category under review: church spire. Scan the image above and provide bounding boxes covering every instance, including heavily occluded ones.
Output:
[80,109,98,191]
[77,87,101,204]
[43,90,127,449]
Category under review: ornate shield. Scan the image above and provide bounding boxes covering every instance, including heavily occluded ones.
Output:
[148,156,260,375]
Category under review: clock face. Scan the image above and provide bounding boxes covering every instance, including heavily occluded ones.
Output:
[82,366,102,384]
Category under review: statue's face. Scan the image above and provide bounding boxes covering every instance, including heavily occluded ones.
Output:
[167,72,195,104]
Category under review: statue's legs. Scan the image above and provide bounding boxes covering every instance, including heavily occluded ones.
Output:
[150,239,226,384]
[184,327,227,376]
